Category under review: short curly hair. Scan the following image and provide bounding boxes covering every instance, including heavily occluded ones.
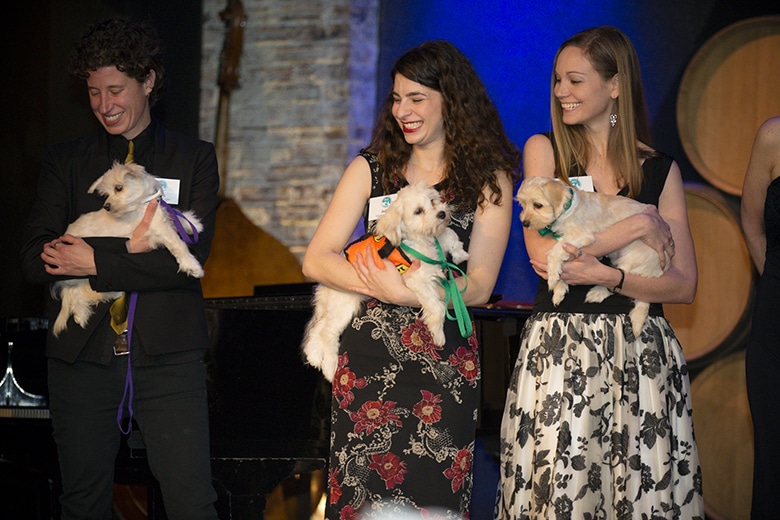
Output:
[68,17,166,106]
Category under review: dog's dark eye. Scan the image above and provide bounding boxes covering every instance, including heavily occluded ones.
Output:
[533,202,543,209]
[414,207,424,215]
[115,184,124,192]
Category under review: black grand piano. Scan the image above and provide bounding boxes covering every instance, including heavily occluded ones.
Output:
[0,284,528,519]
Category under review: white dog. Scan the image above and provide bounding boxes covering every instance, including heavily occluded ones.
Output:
[51,161,204,337]
[516,176,669,337]
[302,182,469,382]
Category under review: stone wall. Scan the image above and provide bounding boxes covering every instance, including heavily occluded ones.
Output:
[199,0,378,260]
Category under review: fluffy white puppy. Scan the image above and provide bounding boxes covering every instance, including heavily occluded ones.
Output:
[302,182,469,382]
[516,176,669,337]
[51,161,204,337]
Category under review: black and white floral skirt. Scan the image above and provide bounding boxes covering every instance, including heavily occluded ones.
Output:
[495,312,704,520]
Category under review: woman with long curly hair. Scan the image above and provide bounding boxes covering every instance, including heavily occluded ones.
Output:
[303,40,521,518]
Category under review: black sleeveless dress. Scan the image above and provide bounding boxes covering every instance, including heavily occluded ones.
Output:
[745,175,780,518]
[496,153,704,518]
[325,152,481,519]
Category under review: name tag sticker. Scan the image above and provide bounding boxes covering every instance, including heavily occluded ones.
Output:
[367,193,397,223]
[156,177,181,204]
[569,176,594,192]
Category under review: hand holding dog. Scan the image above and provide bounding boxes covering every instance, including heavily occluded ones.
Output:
[349,242,422,306]
[530,243,606,287]
[42,236,96,277]
[42,199,160,277]
[126,198,158,253]
[638,206,675,268]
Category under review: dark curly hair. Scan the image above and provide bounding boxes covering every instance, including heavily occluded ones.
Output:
[69,17,166,107]
[365,40,522,209]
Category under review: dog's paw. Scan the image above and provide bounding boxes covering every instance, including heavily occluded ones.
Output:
[71,306,94,329]
[320,352,338,383]
[179,257,204,278]
[585,286,611,303]
[551,281,569,306]
[52,315,67,337]
[451,249,469,265]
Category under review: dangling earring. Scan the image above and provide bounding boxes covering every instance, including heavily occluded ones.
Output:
[610,113,618,128]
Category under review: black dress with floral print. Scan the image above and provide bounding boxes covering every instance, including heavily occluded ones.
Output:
[325,152,481,520]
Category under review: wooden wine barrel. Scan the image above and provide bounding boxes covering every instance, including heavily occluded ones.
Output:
[690,350,753,520]
[677,15,780,195]
[665,184,755,369]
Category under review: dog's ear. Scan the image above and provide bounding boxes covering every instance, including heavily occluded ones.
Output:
[124,162,148,179]
[375,199,404,246]
[543,179,569,215]
[87,177,102,194]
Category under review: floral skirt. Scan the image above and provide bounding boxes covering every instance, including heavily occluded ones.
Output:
[326,300,480,520]
[495,312,704,520]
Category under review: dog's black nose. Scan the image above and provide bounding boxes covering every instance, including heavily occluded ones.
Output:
[437,210,446,219]
[103,203,111,211]
[522,220,530,228]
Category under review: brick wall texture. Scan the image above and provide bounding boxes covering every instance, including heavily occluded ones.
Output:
[200,0,378,260]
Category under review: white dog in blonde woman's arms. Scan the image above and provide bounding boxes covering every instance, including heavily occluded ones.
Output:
[301,182,469,382]
[515,176,670,338]
[50,161,204,337]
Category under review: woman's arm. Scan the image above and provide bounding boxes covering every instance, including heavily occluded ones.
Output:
[741,116,780,275]
[456,171,516,305]
[302,155,417,304]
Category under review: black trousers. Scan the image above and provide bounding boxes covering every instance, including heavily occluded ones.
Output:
[47,354,218,520]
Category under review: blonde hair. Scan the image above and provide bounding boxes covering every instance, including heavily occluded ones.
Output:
[550,26,655,197]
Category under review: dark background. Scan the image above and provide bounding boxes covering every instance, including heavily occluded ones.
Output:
[2,0,779,318]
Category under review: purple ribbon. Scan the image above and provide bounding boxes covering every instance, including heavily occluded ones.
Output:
[116,198,200,433]
[159,198,199,245]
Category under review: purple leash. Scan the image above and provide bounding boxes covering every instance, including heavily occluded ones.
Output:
[116,198,200,433]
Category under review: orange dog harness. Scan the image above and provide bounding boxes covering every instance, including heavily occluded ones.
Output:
[344,233,412,274]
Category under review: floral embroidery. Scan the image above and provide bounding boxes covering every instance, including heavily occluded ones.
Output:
[402,319,443,359]
[448,346,479,384]
[413,390,443,424]
[339,505,359,520]
[369,452,407,489]
[349,400,401,436]
[328,468,342,504]
[333,353,366,410]
[443,447,472,493]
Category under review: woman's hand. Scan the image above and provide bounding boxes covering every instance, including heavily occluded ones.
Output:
[126,199,158,253]
[42,235,96,277]
[531,243,612,287]
[638,206,675,268]
[348,242,420,306]
[557,243,608,286]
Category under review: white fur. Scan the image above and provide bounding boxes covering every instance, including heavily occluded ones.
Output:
[301,182,469,382]
[516,176,669,338]
[51,161,204,337]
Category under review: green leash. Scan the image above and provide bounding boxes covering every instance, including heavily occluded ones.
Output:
[399,239,472,339]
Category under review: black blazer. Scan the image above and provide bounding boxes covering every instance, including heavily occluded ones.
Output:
[20,123,220,363]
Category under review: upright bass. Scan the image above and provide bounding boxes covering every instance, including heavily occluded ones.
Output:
[202,0,305,298]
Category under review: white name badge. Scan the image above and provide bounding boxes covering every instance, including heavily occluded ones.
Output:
[569,176,594,192]
[155,177,181,205]
[367,193,397,224]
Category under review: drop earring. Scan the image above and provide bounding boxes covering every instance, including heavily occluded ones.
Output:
[610,113,618,128]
